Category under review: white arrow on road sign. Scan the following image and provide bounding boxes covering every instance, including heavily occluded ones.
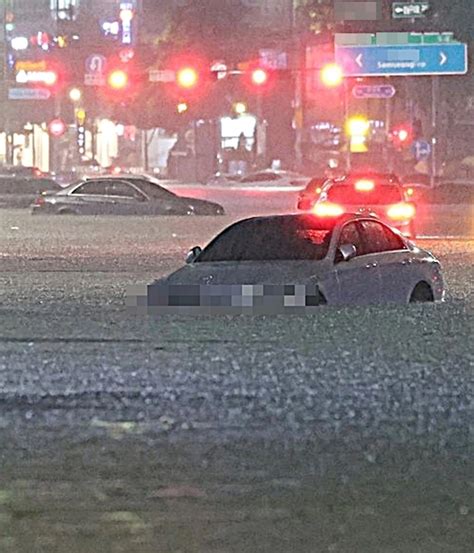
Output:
[85,54,106,74]
[356,54,363,67]
[392,2,430,18]
[440,52,447,65]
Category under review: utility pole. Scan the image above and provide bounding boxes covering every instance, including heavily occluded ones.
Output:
[290,0,304,171]
[2,0,13,165]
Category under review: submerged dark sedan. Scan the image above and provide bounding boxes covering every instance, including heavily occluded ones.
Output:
[31,176,225,216]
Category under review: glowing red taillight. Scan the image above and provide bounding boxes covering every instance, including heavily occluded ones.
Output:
[387,202,416,220]
[313,202,344,217]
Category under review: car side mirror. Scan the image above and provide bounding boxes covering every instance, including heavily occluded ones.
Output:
[186,246,202,264]
[337,243,357,263]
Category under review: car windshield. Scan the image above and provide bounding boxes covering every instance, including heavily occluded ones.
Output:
[197,216,333,262]
[326,184,404,204]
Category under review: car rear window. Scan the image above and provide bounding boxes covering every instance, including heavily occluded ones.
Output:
[197,217,333,262]
[326,184,403,205]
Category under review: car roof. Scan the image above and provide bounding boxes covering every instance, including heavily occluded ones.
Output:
[83,173,146,180]
[228,212,373,230]
[341,172,401,183]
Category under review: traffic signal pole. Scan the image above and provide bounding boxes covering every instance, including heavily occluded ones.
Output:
[343,79,350,172]
[430,75,438,188]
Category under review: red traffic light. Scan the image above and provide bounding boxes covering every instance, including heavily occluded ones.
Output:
[107,69,128,90]
[251,68,268,86]
[391,124,413,148]
[48,118,66,137]
[176,67,199,89]
[320,63,343,87]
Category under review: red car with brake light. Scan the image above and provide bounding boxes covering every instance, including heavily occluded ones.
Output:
[310,174,417,238]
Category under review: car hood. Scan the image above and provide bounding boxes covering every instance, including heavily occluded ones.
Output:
[158,259,330,285]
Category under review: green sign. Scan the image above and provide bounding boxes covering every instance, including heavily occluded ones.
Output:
[392,2,430,18]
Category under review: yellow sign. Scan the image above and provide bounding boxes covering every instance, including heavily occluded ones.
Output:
[350,135,368,153]
[15,60,47,71]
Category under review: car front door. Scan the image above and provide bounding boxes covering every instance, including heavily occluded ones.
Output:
[359,221,412,303]
[331,221,382,305]
[68,180,118,214]
[103,180,151,215]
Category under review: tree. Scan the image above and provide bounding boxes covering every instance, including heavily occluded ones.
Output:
[295,0,334,35]
[156,0,252,60]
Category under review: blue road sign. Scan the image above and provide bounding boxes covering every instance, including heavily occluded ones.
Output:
[352,84,396,99]
[336,43,468,76]
[8,88,51,100]
[412,140,431,161]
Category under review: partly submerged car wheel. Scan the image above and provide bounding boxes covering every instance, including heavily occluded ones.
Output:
[409,282,434,303]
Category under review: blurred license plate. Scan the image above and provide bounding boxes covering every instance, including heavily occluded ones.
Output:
[126,283,325,315]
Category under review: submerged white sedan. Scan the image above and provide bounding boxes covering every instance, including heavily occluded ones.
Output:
[131,213,444,314]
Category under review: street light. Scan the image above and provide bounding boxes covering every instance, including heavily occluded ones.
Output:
[68,87,82,102]
[233,101,247,115]
[176,101,188,114]
[48,118,66,137]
